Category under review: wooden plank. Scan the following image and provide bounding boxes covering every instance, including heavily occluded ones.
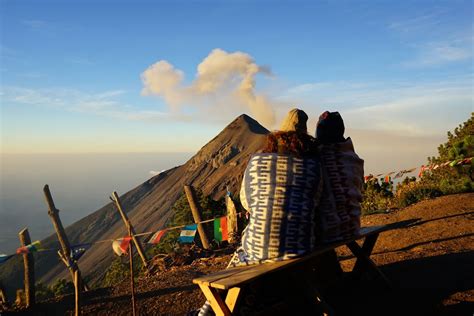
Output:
[198,284,232,316]
[194,225,391,290]
[211,260,299,290]
[193,265,252,286]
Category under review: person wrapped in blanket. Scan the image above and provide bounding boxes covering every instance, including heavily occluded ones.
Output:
[314,111,364,244]
[197,109,323,316]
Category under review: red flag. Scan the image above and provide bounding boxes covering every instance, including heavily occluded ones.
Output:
[120,236,132,253]
[148,230,167,244]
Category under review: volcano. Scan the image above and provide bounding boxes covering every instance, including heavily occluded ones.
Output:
[0,114,269,294]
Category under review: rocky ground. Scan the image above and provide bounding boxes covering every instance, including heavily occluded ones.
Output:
[3,193,473,315]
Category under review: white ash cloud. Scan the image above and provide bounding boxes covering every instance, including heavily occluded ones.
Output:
[141,49,276,127]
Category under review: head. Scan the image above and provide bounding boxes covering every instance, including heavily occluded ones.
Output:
[262,108,315,157]
[279,108,308,133]
[315,111,345,144]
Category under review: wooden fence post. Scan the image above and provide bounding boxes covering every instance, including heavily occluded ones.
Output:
[225,195,239,244]
[43,184,87,291]
[18,228,35,308]
[74,270,81,316]
[111,191,148,269]
[128,225,137,316]
[0,282,7,305]
[183,185,210,249]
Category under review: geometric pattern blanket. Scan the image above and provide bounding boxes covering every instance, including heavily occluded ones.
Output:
[236,153,322,265]
[317,138,364,244]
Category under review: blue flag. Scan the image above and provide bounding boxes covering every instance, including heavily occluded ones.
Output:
[178,224,197,243]
[70,243,91,261]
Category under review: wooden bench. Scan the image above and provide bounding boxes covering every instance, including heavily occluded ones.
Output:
[193,225,392,316]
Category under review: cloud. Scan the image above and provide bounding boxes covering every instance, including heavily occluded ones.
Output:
[388,12,442,33]
[149,169,167,176]
[280,77,473,136]
[0,86,176,122]
[403,38,472,67]
[141,48,276,128]
[388,10,472,67]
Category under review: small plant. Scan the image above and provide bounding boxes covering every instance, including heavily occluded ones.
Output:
[51,278,74,297]
[35,282,53,301]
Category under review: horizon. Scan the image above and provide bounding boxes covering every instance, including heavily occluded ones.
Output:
[1,1,472,251]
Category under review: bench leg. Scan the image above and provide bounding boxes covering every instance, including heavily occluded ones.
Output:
[346,236,392,288]
[198,284,240,316]
[225,287,241,312]
[352,233,378,274]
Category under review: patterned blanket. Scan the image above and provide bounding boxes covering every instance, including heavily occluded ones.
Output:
[317,138,364,243]
[236,153,322,265]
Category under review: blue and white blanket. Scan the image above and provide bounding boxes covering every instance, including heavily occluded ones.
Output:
[235,153,322,265]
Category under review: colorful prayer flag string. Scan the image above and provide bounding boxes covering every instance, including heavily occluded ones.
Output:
[214,216,228,242]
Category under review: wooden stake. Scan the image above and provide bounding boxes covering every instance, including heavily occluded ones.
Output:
[184,185,210,250]
[74,270,81,316]
[18,228,35,308]
[0,282,7,305]
[43,185,87,291]
[128,226,137,316]
[225,195,238,244]
[111,191,148,269]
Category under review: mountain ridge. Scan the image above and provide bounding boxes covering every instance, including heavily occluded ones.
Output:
[0,114,269,296]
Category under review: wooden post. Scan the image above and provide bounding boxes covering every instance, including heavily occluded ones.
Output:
[128,226,137,316]
[0,282,7,305]
[183,185,210,250]
[74,270,81,316]
[43,185,87,291]
[111,191,148,269]
[225,195,238,244]
[18,228,35,308]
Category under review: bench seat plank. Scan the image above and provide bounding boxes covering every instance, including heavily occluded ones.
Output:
[194,225,388,290]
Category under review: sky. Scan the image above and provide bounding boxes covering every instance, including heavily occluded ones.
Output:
[0,1,473,248]
[1,1,472,161]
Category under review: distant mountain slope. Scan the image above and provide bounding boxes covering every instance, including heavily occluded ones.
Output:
[0,114,269,295]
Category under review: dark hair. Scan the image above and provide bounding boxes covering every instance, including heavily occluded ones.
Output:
[262,131,317,157]
[316,111,345,144]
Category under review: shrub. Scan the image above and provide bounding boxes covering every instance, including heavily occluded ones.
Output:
[35,282,53,301]
[396,181,443,208]
[361,179,394,214]
[103,257,129,287]
[51,278,74,297]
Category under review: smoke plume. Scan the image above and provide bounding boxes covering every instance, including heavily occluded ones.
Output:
[141,49,276,127]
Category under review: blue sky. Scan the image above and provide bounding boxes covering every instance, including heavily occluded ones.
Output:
[1,0,473,172]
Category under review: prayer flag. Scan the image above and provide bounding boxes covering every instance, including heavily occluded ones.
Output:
[148,229,167,244]
[70,243,91,261]
[112,236,132,256]
[16,240,41,254]
[450,159,461,167]
[418,165,425,178]
[0,254,14,264]
[214,216,228,242]
[393,171,404,179]
[384,175,391,183]
[178,224,197,243]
